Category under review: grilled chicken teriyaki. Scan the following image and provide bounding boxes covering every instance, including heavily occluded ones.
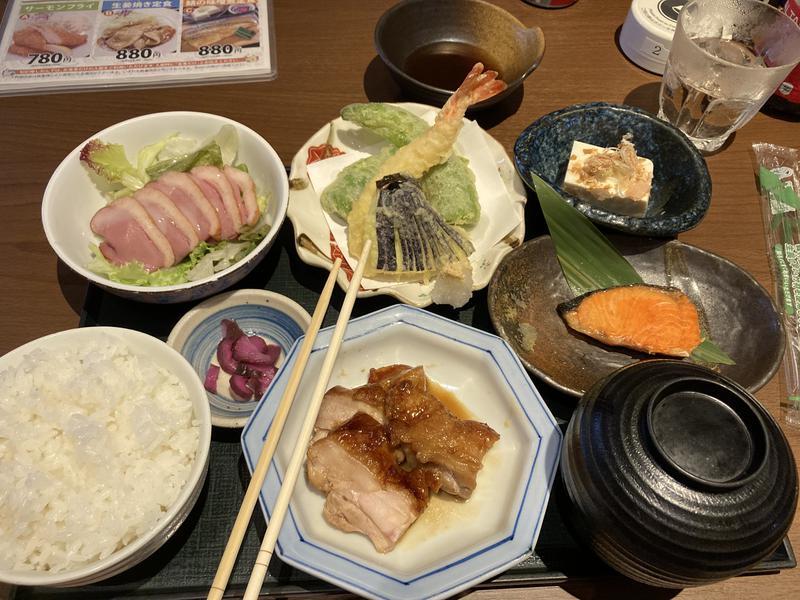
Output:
[306,364,499,552]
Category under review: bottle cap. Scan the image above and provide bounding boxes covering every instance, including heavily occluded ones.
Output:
[619,0,679,74]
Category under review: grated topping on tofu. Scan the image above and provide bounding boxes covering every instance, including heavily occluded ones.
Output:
[577,136,640,187]
[563,136,654,217]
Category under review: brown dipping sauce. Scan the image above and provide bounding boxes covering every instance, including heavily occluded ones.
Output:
[427,379,474,420]
[403,41,501,91]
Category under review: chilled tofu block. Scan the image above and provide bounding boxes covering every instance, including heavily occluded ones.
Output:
[563,139,654,217]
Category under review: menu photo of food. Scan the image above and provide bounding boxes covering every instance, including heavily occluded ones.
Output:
[180,2,260,53]
[94,6,181,58]
[7,9,93,61]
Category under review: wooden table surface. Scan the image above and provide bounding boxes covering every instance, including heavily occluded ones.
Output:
[1,0,799,599]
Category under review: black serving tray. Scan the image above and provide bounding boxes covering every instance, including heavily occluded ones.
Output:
[13,218,795,599]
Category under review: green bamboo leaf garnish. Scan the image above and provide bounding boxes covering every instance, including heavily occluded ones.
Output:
[530,172,734,366]
[691,339,736,365]
[533,172,642,295]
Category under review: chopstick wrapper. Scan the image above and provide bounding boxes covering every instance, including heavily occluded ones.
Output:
[753,142,800,427]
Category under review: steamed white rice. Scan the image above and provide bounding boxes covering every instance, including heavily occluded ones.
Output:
[0,334,199,573]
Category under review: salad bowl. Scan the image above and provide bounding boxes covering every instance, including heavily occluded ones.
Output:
[42,111,288,304]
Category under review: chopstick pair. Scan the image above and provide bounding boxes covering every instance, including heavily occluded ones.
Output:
[207,240,372,600]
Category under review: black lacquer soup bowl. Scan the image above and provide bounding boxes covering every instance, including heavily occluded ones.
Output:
[560,360,798,588]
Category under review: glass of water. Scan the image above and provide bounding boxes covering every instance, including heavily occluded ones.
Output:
[659,0,800,153]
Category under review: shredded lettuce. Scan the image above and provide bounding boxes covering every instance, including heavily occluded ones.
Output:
[83,125,271,286]
[135,133,180,183]
[80,125,238,199]
[214,124,239,165]
[145,140,224,180]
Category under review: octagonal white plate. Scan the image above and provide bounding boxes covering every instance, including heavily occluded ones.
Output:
[286,103,527,307]
[241,305,562,600]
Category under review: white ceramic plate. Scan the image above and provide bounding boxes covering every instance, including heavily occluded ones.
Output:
[241,305,562,600]
[287,103,527,307]
[167,289,312,428]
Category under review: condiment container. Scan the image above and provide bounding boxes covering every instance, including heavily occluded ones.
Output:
[374,0,545,109]
[619,0,679,74]
[560,360,798,588]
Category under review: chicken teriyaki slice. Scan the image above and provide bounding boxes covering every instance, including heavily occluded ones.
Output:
[383,366,500,499]
[306,413,434,553]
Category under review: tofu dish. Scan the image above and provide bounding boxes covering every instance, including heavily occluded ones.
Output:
[562,135,654,217]
[306,364,499,552]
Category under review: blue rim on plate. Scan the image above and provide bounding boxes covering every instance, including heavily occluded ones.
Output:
[241,305,563,600]
[513,102,711,237]
[168,290,311,428]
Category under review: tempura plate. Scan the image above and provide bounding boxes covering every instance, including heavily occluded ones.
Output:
[241,305,562,600]
[287,103,527,307]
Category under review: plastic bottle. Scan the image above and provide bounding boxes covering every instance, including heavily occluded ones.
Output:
[765,0,800,116]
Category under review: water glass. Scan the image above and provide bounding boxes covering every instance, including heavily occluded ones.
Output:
[658,0,800,153]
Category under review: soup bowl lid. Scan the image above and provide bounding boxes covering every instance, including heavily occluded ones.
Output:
[561,359,798,588]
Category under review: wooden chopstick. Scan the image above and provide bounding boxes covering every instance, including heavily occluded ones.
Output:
[207,257,342,600]
[242,240,372,600]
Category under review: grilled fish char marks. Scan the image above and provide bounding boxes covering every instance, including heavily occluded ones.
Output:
[181,16,260,51]
[307,365,499,552]
[557,284,702,357]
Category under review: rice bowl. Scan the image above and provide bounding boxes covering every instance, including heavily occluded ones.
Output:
[0,327,211,587]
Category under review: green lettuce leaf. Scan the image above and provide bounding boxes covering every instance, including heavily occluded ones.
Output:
[145,141,223,180]
[81,125,237,200]
[80,140,146,192]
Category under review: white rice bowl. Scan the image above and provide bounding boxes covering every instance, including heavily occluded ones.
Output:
[0,327,211,587]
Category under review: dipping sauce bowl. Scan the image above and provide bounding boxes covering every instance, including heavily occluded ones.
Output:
[375,0,545,109]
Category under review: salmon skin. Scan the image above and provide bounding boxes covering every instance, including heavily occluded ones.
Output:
[557,284,703,357]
